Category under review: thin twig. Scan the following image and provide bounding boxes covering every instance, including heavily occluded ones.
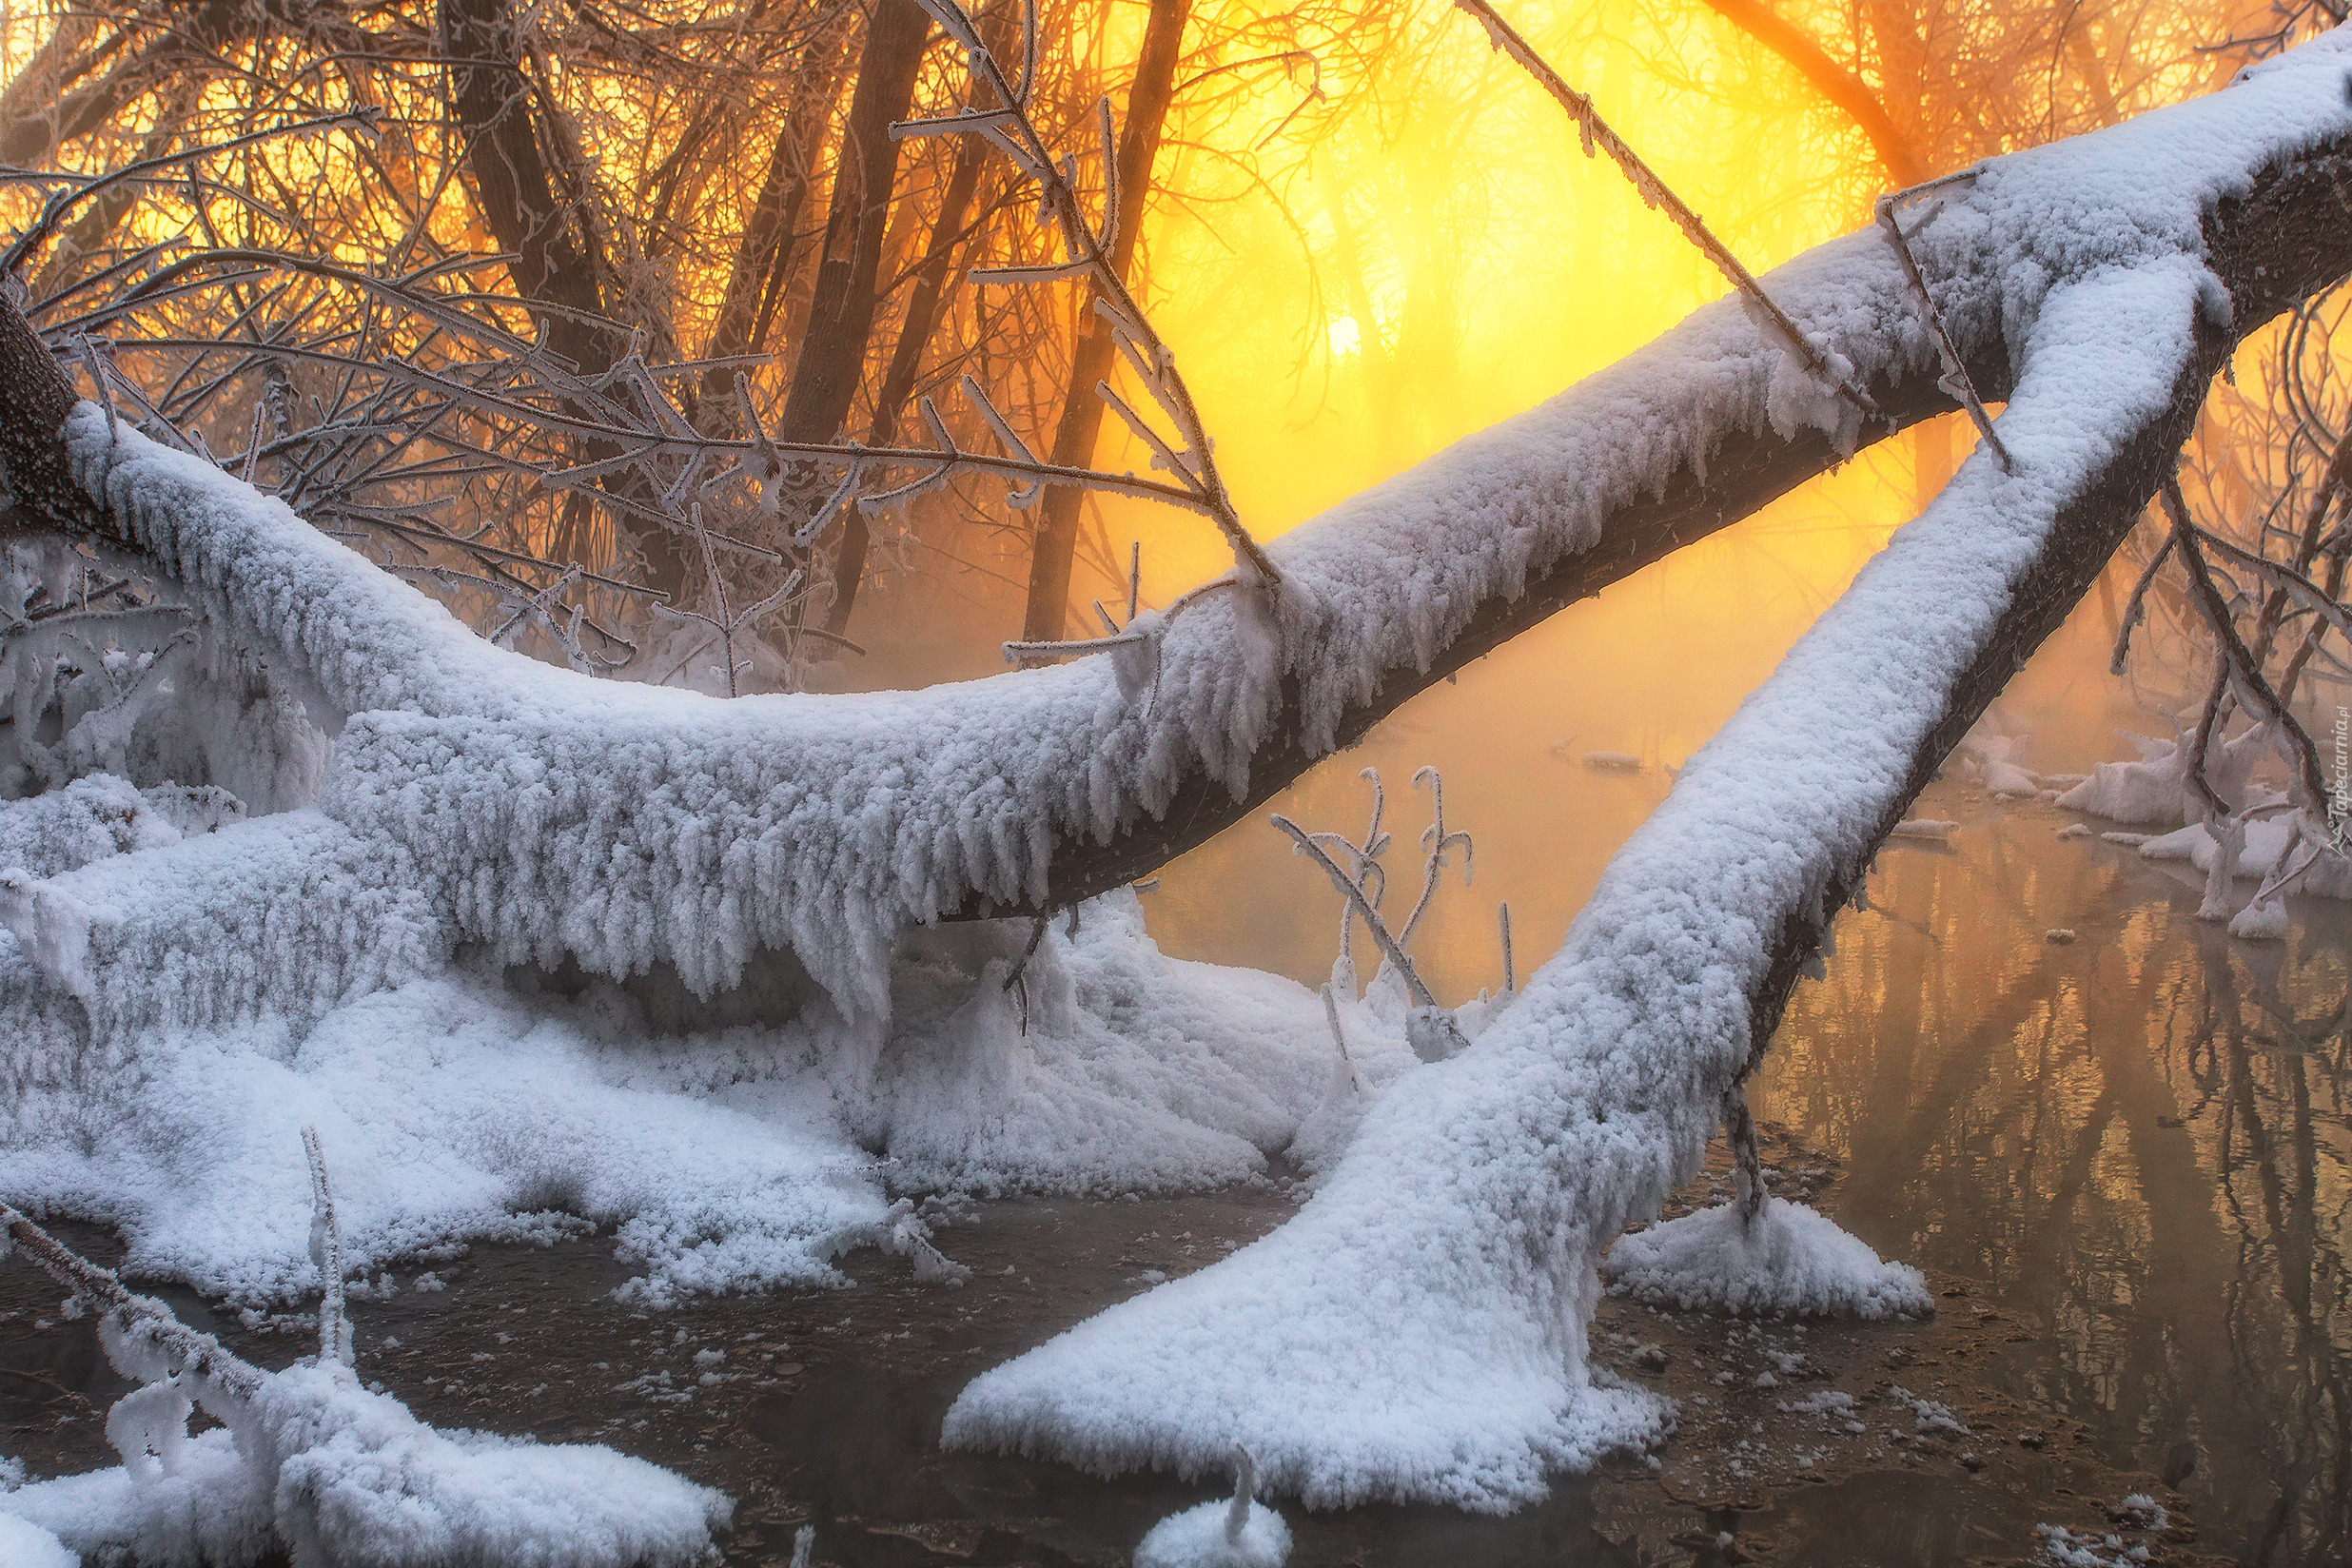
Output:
[1874,186,2015,474]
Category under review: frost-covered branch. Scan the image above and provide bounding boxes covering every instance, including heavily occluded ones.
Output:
[1875,179,2016,472]
[1273,813,1435,1010]
[1274,807,1472,1062]
[302,1125,351,1368]
[1394,766,1472,952]
[1301,766,1389,972]
[892,0,1281,606]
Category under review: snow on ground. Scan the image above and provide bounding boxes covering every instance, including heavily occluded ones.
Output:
[0,1511,75,1568]
[1601,1199,1932,1319]
[2035,1496,2168,1567]
[941,31,2352,1511]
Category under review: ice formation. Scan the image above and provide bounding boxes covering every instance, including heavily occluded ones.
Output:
[941,34,2352,1510]
[1601,1200,1933,1319]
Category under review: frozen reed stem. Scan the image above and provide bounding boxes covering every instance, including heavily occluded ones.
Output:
[303,1125,352,1367]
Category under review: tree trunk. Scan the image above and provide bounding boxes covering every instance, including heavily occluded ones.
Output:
[825,4,1018,636]
[699,18,857,422]
[975,127,2352,914]
[827,134,991,635]
[1018,0,1191,645]
[771,0,934,450]
[436,0,684,586]
[436,0,613,343]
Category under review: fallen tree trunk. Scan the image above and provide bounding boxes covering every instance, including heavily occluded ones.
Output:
[1001,74,2352,912]
[0,39,2345,1029]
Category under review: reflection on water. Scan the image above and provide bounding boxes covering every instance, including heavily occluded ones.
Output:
[1759,801,2352,1566]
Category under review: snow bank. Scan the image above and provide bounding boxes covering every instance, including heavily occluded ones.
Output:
[1601,1200,1932,1319]
[1282,976,1440,1180]
[0,891,1328,1304]
[0,810,446,1038]
[941,32,2352,1511]
[0,1309,729,1568]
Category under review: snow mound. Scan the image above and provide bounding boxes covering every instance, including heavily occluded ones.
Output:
[2138,815,2293,874]
[2054,736,2187,825]
[2055,730,2267,829]
[1135,1498,1292,1568]
[0,1513,75,1568]
[2229,897,2290,940]
[943,1093,1679,1511]
[1601,1200,1931,1318]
